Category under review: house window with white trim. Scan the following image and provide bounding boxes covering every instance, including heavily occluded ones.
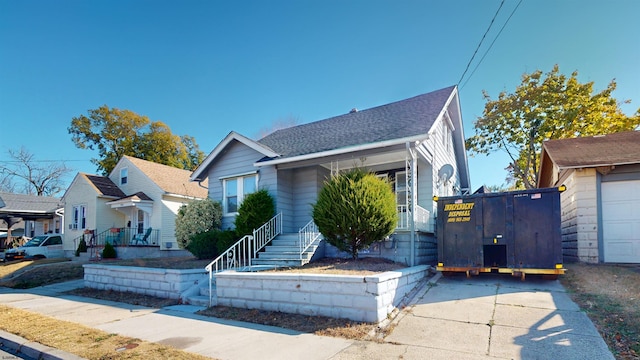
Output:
[71,205,86,230]
[120,168,128,185]
[223,174,257,214]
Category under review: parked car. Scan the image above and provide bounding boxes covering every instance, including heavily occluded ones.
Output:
[4,234,65,261]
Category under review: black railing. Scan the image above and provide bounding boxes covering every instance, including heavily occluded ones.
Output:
[76,227,160,248]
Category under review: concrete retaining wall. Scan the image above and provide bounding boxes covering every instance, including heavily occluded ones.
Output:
[215,265,428,323]
[83,264,207,299]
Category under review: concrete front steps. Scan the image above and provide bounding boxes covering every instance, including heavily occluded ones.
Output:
[251,233,321,268]
[182,274,216,307]
[182,233,321,306]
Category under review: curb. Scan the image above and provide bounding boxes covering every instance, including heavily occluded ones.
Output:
[0,331,86,360]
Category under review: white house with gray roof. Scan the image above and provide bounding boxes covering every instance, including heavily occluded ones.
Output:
[192,85,471,266]
[62,156,208,258]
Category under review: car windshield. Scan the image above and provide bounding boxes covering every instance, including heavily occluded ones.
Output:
[23,236,46,247]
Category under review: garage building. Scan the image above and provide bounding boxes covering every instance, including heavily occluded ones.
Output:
[538,130,640,264]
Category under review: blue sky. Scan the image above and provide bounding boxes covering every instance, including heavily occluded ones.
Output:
[1,0,639,194]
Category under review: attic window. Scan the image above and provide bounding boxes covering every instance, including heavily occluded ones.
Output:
[120,168,128,185]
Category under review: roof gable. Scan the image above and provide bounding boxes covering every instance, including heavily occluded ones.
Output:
[543,131,640,168]
[191,131,279,181]
[119,156,208,198]
[257,86,456,158]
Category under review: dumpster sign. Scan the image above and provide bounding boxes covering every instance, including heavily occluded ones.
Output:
[443,201,475,223]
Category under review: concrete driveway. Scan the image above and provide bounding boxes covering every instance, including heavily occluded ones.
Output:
[332,274,614,360]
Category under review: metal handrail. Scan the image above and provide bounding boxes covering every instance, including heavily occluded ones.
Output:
[299,219,320,261]
[252,213,282,258]
[205,212,282,306]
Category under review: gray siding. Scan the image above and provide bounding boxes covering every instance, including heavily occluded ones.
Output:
[204,140,274,230]
[292,167,321,230]
[277,169,295,233]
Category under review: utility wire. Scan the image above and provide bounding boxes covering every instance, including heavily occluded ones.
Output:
[461,0,524,89]
[457,0,505,86]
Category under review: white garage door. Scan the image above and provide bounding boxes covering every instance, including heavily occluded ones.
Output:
[602,180,640,263]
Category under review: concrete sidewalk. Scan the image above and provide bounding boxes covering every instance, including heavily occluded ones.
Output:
[0,275,615,359]
[333,274,615,359]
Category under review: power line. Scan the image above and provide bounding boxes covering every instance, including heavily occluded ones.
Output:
[1,159,91,163]
[457,0,505,86]
[461,0,524,89]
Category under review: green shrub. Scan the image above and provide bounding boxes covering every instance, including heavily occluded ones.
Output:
[102,242,117,259]
[75,239,88,256]
[186,229,240,260]
[186,230,219,260]
[312,168,397,259]
[215,229,239,255]
[234,189,275,237]
[175,198,223,249]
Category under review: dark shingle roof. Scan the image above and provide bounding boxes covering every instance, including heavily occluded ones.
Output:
[85,175,127,198]
[0,192,62,213]
[543,131,640,168]
[257,86,456,158]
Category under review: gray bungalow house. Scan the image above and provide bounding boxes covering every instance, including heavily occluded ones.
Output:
[191,86,471,266]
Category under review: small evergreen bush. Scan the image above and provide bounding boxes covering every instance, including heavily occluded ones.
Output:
[312,168,397,259]
[186,229,240,260]
[234,189,275,237]
[102,242,117,259]
[186,230,219,260]
[75,239,88,256]
[215,229,239,255]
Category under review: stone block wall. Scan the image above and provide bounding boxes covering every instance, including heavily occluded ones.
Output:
[83,264,207,299]
[215,265,429,323]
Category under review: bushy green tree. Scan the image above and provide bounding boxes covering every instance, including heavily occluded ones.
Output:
[312,169,397,259]
[175,198,222,249]
[68,105,205,175]
[185,229,238,260]
[234,189,275,237]
[466,65,640,189]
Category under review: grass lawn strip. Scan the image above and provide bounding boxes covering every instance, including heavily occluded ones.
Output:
[560,263,640,360]
[0,305,213,360]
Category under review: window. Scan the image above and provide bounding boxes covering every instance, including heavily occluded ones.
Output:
[223,174,258,214]
[71,205,86,230]
[442,121,451,150]
[120,168,128,185]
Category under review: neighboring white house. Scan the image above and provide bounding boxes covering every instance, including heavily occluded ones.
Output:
[62,156,208,257]
[191,85,471,266]
[538,130,640,264]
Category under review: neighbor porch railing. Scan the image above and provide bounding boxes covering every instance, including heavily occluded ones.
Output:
[299,219,321,263]
[396,205,431,232]
[205,213,282,306]
[73,227,160,250]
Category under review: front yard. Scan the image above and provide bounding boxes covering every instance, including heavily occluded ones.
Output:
[1,257,638,359]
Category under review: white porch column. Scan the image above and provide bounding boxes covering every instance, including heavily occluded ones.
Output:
[406,142,418,266]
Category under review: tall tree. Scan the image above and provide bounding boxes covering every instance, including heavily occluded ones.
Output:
[466,65,640,189]
[0,147,72,196]
[68,106,205,175]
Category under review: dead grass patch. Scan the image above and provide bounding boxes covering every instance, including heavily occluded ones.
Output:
[561,263,640,359]
[0,259,84,288]
[266,257,406,275]
[0,305,212,359]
